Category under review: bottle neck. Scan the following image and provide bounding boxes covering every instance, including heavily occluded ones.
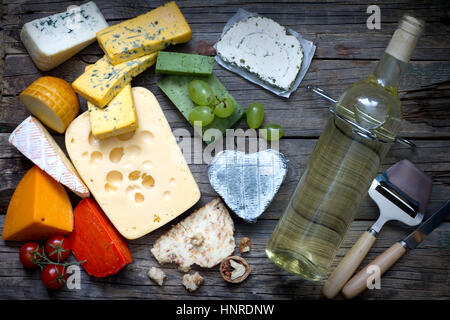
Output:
[371,52,407,93]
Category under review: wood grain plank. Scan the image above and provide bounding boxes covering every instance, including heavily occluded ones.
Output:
[1,56,450,137]
[1,136,449,221]
[0,215,448,300]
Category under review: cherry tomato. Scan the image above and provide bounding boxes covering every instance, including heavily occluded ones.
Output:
[45,235,71,262]
[41,264,68,290]
[19,242,43,269]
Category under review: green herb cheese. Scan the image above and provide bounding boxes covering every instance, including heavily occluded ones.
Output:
[156,51,214,76]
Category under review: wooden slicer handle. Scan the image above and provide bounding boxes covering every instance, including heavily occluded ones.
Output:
[342,242,407,299]
[322,230,377,299]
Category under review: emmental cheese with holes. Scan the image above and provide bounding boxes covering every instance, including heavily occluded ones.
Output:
[96,2,191,65]
[65,87,200,239]
[2,166,73,241]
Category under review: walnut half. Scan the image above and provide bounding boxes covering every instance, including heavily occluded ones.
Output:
[220,256,251,283]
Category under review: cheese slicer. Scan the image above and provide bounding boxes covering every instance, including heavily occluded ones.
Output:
[322,160,432,299]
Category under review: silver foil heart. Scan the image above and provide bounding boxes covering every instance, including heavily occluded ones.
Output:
[208,149,288,223]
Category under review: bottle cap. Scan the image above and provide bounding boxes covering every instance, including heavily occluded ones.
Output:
[385,15,425,63]
[399,15,425,37]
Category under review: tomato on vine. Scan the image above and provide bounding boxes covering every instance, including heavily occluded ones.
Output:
[19,242,43,269]
[45,235,71,262]
[41,264,68,290]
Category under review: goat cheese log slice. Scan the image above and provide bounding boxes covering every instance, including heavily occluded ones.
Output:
[65,87,200,239]
[20,1,108,71]
[151,198,235,272]
[216,16,303,91]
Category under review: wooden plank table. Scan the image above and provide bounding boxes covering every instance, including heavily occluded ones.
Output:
[1,0,449,300]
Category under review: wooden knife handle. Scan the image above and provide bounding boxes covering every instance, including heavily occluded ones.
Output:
[342,242,407,299]
[322,231,376,299]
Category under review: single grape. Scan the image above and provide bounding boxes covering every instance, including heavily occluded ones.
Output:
[214,96,235,118]
[188,80,214,106]
[260,124,283,141]
[189,106,215,127]
[246,102,264,129]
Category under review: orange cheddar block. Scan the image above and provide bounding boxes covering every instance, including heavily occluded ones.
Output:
[2,166,73,241]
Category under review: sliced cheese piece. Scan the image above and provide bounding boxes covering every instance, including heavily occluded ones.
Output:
[72,53,157,108]
[2,166,73,241]
[216,16,303,91]
[88,84,138,139]
[96,1,191,65]
[65,87,201,239]
[20,76,80,133]
[20,1,108,71]
[151,198,235,272]
[9,116,89,198]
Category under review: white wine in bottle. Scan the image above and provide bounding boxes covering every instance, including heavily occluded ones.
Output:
[266,15,424,280]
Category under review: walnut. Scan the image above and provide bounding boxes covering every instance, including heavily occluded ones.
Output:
[220,256,251,283]
[239,237,251,253]
[183,272,204,292]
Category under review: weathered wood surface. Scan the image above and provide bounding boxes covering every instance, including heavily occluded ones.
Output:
[1,0,449,300]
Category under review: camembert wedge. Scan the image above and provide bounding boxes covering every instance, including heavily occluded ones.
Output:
[65,87,201,239]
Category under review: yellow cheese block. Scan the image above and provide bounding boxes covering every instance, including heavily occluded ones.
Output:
[72,53,157,108]
[2,166,73,241]
[96,2,191,65]
[20,76,80,133]
[65,87,201,239]
[88,84,138,139]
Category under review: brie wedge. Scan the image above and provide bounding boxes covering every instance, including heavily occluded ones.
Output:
[216,16,303,91]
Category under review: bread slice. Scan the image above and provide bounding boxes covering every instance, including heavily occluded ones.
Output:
[151,198,235,272]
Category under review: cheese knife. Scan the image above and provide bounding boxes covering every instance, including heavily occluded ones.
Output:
[341,200,450,299]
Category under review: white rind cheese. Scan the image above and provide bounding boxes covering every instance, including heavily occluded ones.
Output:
[9,116,89,198]
[216,16,303,91]
[20,1,108,71]
[65,87,201,240]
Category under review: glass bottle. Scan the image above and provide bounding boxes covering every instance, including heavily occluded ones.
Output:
[266,15,424,280]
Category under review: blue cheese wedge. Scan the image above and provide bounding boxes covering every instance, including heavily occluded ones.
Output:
[20,1,108,71]
[216,16,303,91]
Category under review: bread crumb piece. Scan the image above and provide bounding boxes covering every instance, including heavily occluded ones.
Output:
[147,267,166,286]
[183,272,204,292]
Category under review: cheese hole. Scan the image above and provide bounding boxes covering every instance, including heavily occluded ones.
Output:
[117,131,135,141]
[135,193,145,203]
[71,138,75,144]
[125,145,141,160]
[41,218,45,222]
[169,178,176,186]
[104,183,118,193]
[163,191,171,201]
[82,151,88,158]
[88,132,100,146]
[128,170,141,181]
[142,160,152,170]
[126,185,143,200]
[106,170,123,186]
[109,147,124,163]
[142,174,155,189]
[90,151,103,165]
[140,131,154,144]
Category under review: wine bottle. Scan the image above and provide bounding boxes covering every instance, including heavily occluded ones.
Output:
[266,15,424,280]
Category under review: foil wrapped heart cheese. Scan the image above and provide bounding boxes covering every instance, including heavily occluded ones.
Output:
[208,149,288,223]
